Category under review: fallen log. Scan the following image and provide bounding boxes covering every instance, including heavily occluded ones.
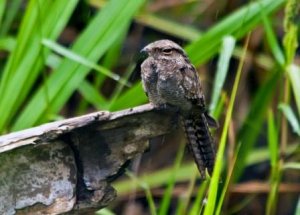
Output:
[0,104,179,214]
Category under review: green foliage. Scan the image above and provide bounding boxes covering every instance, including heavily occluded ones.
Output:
[12,0,145,131]
[0,0,299,214]
[158,143,185,215]
[288,64,300,117]
[0,0,78,132]
[266,110,280,215]
[279,104,300,136]
[209,36,236,113]
[114,0,298,214]
[204,31,249,215]
[185,0,285,65]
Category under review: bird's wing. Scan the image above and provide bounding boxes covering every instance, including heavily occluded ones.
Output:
[180,65,206,111]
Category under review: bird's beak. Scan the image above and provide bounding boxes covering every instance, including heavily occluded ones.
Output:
[135,48,149,68]
[129,48,149,84]
[140,48,149,59]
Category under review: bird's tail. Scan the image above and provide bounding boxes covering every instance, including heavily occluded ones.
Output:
[183,113,216,178]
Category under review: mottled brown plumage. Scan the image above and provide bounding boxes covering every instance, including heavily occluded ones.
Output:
[139,40,217,178]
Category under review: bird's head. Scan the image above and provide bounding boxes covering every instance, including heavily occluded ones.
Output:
[130,40,187,83]
[140,39,187,60]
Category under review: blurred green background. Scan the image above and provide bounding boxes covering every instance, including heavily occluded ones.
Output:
[0,0,299,214]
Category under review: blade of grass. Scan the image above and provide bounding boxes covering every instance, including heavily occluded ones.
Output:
[12,0,146,130]
[107,65,136,111]
[97,27,128,88]
[295,197,300,215]
[189,180,210,215]
[158,143,185,215]
[75,25,129,114]
[267,110,279,168]
[209,36,235,113]
[204,33,250,215]
[41,39,129,86]
[89,1,201,41]
[96,208,116,215]
[260,12,285,67]
[266,109,280,215]
[114,163,196,195]
[43,51,110,112]
[227,195,256,214]
[136,13,201,41]
[0,36,15,52]
[126,171,157,215]
[278,103,300,136]
[215,144,241,214]
[287,64,300,116]
[78,81,108,110]
[175,198,186,215]
[108,82,148,111]
[283,162,300,170]
[212,92,226,119]
[283,0,299,66]
[175,169,198,215]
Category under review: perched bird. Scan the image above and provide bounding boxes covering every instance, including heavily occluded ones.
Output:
[138,39,217,178]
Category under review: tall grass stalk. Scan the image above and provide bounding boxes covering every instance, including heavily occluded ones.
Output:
[204,33,251,215]
[266,110,280,215]
[158,143,185,215]
[126,171,157,215]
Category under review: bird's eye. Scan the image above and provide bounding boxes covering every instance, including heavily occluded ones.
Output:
[162,48,172,54]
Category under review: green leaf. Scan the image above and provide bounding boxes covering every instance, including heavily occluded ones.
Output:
[267,110,279,167]
[158,143,185,215]
[12,0,146,131]
[283,0,299,65]
[42,39,128,85]
[261,12,285,67]
[294,197,300,215]
[209,36,236,113]
[189,180,209,215]
[114,163,197,196]
[279,103,300,136]
[108,82,148,111]
[96,208,116,215]
[78,81,108,110]
[204,33,249,215]
[0,36,16,52]
[136,13,201,41]
[288,64,300,117]
[266,109,280,215]
[0,0,78,132]
[283,162,300,170]
[126,171,157,215]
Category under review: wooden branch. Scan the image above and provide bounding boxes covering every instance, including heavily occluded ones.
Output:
[0,104,179,214]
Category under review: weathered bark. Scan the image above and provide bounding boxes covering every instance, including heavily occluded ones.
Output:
[0,104,179,214]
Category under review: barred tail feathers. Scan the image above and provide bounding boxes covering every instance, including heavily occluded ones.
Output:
[183,114,215,178]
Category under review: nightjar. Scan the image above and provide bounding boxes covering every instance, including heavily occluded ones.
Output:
[139,39,217,178]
